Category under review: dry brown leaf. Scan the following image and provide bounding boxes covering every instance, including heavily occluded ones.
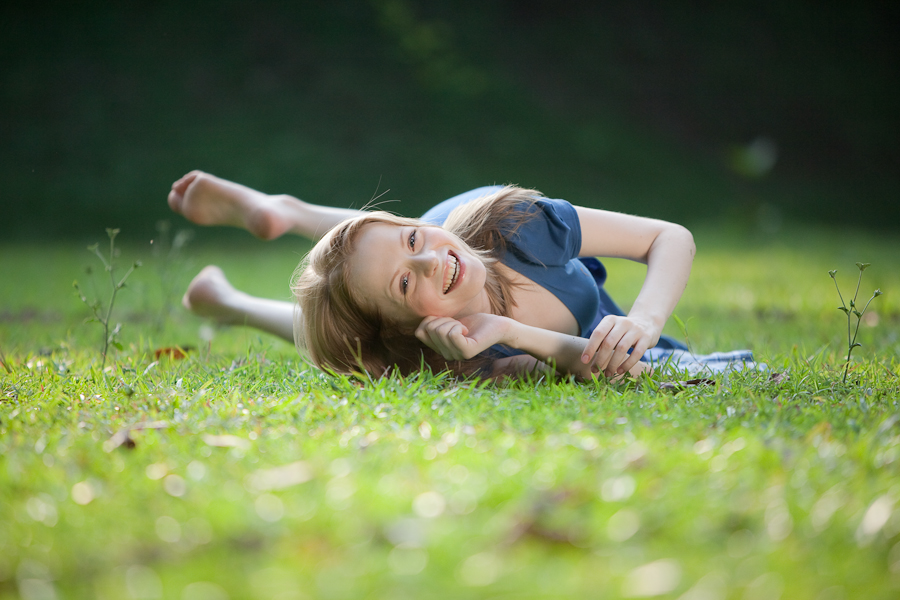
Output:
[103,420,170,452]
[659,378,716,390]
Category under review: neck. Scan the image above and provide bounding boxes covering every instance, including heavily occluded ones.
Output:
[463,260,512,318]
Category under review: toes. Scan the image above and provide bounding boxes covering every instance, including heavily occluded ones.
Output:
[169,171,207,213]
[171,170,204,195]
[167,188,184,213]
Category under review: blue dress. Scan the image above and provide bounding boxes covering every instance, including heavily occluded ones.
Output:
[419,187,758,374]
[420,186,688,362]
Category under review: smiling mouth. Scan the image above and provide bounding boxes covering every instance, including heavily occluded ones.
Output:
[443,251,460,294]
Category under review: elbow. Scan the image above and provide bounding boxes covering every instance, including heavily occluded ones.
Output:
[683,225,696,258]
[645,223,695,264]
[669,223,695,259]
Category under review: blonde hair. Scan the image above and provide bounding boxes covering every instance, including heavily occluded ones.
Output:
[291,185,542,376]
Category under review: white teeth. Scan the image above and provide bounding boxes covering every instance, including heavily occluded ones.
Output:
[443,254,459,294]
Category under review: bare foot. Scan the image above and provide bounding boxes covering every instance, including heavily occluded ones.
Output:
[167,171,297,240]
[182,265,298,342]
[182,265,246,324]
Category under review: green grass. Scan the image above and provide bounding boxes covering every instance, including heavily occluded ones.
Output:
[2,225,900,599]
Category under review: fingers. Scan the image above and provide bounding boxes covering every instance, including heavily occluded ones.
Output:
[417,316,469,342]
[584,315,655,378]
[415,316,471,360]
[414,315,444,340]
[617,340,651,376]
[586,316,628,373]
[605,329,638,376]
[582,316,615,364]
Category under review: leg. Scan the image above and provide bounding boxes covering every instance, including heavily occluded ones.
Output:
[168,171,364,241]
[183,266,296,343]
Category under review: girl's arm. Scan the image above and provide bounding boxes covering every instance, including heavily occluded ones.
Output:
[487,354,552,379]
[573,207,695,377]
[415,314,648,380]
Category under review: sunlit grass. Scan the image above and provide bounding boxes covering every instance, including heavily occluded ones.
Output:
[1,225,899,599]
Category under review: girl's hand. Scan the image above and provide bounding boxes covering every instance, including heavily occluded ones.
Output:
[582,315,660,377]
[415,313,512,361]
[605,359,653,382]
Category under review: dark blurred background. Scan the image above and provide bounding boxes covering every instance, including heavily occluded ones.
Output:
[2,0,898,240]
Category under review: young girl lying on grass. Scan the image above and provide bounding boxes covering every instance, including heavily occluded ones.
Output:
[168,171,755,379]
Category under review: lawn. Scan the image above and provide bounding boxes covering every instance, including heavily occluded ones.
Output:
[1,224,899,600]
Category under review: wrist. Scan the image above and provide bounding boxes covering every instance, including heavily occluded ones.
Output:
[627,307,666,334]
[498,316,521,347]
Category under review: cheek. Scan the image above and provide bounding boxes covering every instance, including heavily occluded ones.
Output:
[467,261,487,290]
[418,294,444,313]
[413,292,450,317]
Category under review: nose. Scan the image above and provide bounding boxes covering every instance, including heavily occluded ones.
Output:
[411,251,439,278]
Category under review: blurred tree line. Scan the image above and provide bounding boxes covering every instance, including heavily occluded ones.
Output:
[1,0,897,239]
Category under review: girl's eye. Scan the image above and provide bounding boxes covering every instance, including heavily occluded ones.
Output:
[401,275,409,295]
[408,230,416,250]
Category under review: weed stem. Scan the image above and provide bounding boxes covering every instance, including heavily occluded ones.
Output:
[831,265,882,384]
[76,228,139,371]
[0,344,12,374]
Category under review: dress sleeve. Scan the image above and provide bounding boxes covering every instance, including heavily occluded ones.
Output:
[504,197,582,266]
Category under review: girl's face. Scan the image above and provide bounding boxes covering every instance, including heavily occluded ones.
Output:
[348,222,489,329]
